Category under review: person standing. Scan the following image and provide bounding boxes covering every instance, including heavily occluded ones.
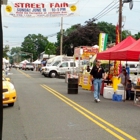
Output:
[126,64,130,76]
[126,80,132,100]
[90,60,106,103]
[86,65,91,72]
[118,69,129,86]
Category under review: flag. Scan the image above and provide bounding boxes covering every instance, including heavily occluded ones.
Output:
[98,33,108,52]
[116,24,120,45]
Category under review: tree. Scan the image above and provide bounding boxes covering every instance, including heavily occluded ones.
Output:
[10,47,21,55]
[62,22,100,54]
[21,34,49,60]
[122,30,132,40]
[45,42,56,56]
[3,45,10,58]
[133,32,140,40]
[97,21,116,44]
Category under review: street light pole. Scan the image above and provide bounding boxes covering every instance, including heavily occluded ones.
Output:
[60,17,63,55]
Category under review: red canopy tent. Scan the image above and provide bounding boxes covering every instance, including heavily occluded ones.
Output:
[110,39,140,61]
[96,36,136,60]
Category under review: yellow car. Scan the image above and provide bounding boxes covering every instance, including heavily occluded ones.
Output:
[3,78,17,107]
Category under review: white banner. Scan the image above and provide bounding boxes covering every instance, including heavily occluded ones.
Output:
[3,1,78,18]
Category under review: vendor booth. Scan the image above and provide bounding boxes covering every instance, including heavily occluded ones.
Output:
[110,39,140,61]
[97,36,136,60]
[97,36,140,103]
[74,46,99,90]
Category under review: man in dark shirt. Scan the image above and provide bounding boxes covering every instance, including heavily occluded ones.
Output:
[90,60,105,102]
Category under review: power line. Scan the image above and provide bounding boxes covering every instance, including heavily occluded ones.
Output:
[92,0,119,21]
[95,3,119,20]
[94,0,118,19]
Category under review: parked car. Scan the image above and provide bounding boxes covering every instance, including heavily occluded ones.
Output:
[124,61,140,75]
[3,77,17,107]
[19,63,23,69]
[41,60,61,75]
[44,60,78,78]
[24,63,34,71]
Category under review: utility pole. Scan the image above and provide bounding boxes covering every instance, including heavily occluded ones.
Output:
[119,0,133,42]
[119,0,122,42]
[60,17,63,55]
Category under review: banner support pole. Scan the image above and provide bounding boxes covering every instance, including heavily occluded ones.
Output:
[60,17,63,55]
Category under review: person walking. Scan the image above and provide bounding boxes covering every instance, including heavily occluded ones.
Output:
[90,60,106,103]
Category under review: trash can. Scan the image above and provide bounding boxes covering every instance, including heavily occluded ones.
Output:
[68,78,78,94]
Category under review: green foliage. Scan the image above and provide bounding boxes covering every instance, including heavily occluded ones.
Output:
[133,32,140,40]
[97,21,116,44]
[3,45,10,58]
[122,30,132,40]
[61,22,100,55]
[10,47,21,55]
[21,34,49,60]
[45,42,56,55]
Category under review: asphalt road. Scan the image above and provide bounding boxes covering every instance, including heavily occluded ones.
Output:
[2,68,140,140]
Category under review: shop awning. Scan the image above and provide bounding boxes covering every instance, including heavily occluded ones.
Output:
[96,36,136,60]
[110,39,140,61]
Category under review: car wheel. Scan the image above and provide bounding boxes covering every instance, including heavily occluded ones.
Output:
[8,103,14,107]
[49,71,57,78]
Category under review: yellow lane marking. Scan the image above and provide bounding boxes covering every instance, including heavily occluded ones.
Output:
[41,84,136,140]
[17,69,31,78]
[42,84,137,140]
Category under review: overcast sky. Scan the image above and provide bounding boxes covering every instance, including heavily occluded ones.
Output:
[2,0,140,48]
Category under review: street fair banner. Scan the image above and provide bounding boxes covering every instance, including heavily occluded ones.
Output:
[98,33,108,52]
[3,1,78,17]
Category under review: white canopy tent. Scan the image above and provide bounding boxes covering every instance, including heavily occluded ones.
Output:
[32,59,41,64]
[20,60,29,64]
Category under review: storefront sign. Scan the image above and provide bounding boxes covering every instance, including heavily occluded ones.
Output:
[82,46,98,56]
[3,1,78,17]
[74,46,98,58]
[83,75,88,85]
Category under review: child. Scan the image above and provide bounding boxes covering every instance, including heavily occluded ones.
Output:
[126,80,132,100]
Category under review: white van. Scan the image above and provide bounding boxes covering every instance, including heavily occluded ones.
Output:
[125,61,140,74]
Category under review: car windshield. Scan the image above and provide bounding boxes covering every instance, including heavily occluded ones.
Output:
[52,61,61,66]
